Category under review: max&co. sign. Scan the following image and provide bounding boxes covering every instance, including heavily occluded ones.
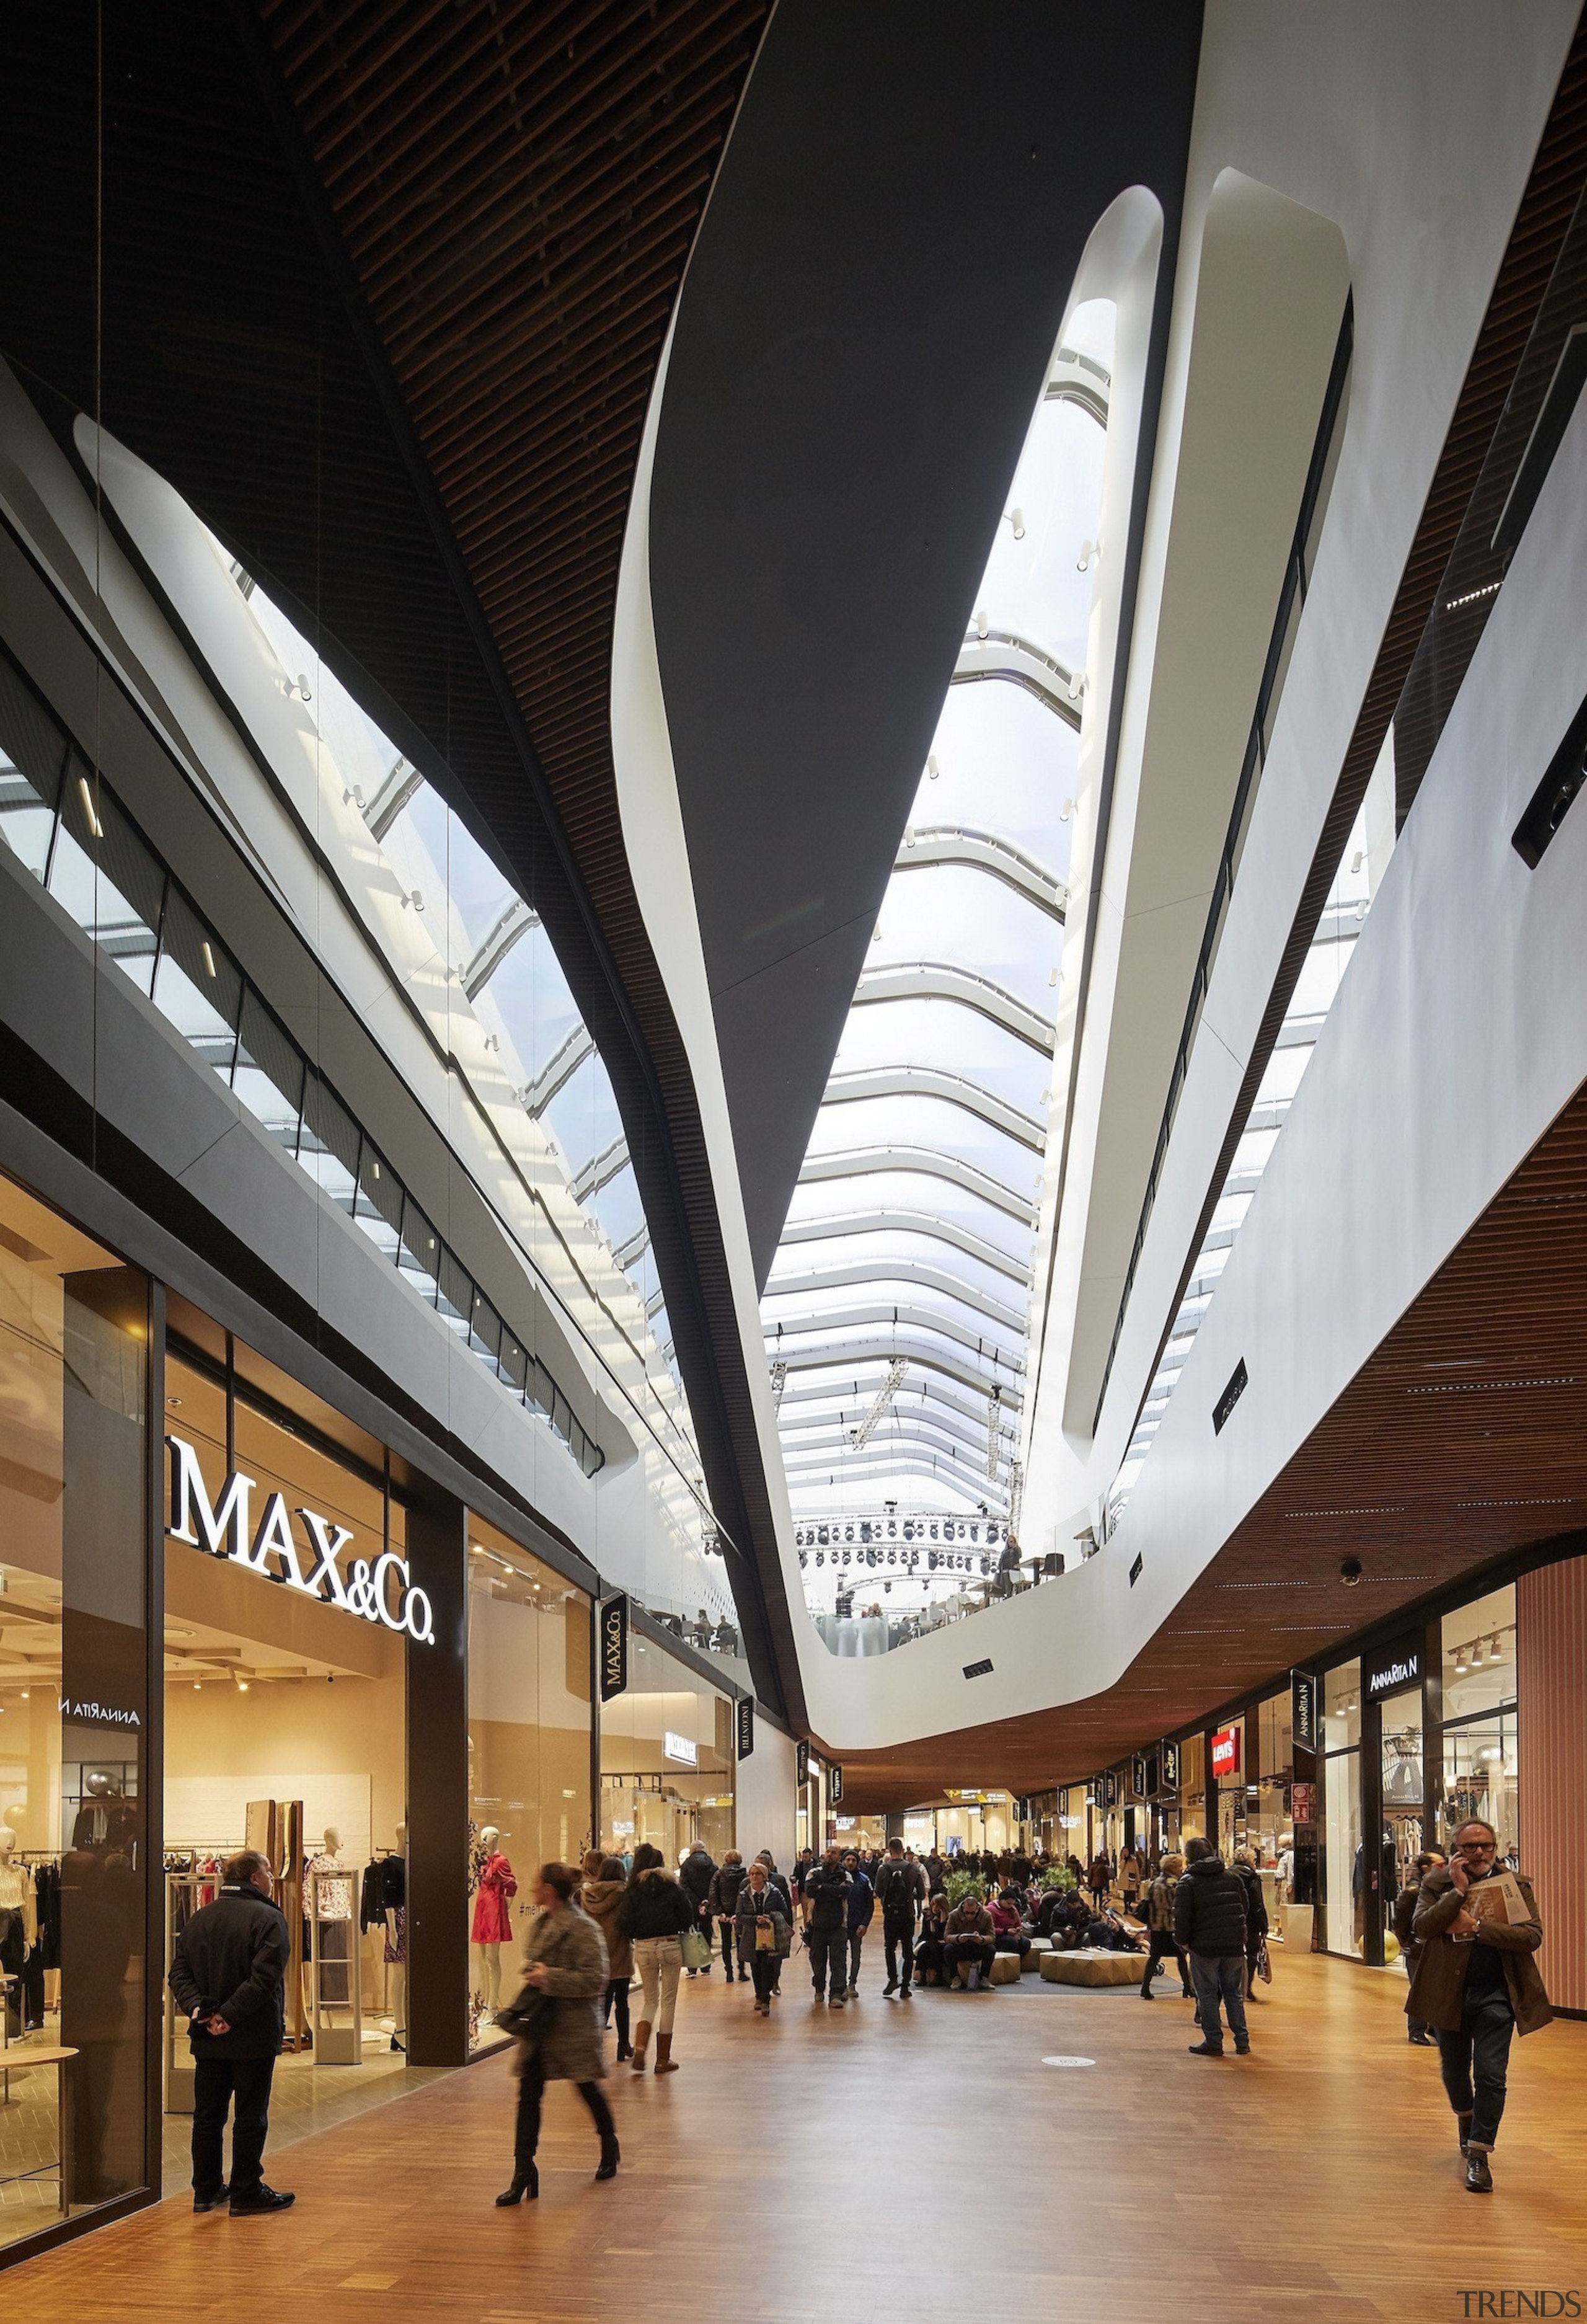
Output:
[166,1435,435,1644]
[599,1594,629,1702]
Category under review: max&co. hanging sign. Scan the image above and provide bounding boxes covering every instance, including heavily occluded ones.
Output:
[599,1594,629,1702]
[166,1435,435,1644]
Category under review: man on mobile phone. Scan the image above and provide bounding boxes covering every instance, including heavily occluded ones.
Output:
[1408,1819,1551,2193]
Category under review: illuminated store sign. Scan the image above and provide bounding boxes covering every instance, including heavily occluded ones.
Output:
[1364,1631,1423,1703]
[663,1729,698,1767]
[166,1434,435,1644]
[599,1594,629,1701]
[1209,1725,1242,1778]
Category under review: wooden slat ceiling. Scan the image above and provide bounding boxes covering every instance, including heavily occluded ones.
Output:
[257,0,808,1714]
[832,1078,1587,1810]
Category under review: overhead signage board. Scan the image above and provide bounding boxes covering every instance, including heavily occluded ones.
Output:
[828,1763,844,1807]
[1160,1739,1182,1793]
[167,1434,434,1643]
[663,1729,699,1768]
[1209,1725,1242,1779]
[797,1739,810,1788]
[735,1696,754,1760]
[599,1595,629,1701]
[1291,1669,1319,1758]
[1365,1630,1423,1705]
[1130,1754,1149,1799]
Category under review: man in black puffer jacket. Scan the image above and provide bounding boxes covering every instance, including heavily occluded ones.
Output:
[707,1852,748,1981]
[169,1850,293,2214]
[1174,1837,1253,2057]
[678,1843,718,1976]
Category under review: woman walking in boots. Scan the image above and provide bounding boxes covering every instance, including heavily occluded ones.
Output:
[497,1864,618,2205]
[581,1855,634,2060]
[616,1842,696,2073]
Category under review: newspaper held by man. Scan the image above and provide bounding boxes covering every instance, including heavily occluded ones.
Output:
[1466,1869,1531,1928]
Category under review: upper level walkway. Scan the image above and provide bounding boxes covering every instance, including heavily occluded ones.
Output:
[9,1948,1585,2320]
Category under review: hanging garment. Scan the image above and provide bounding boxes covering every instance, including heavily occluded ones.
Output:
[383,1906,407,1966]
[471,1854,517,1945]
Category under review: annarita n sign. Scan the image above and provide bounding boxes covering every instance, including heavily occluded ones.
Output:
[166,1435,435,1644]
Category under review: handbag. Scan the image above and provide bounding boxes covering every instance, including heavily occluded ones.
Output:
[494,1985,550,2044]
[1257,1937,1273,1985]
[679,1925,712,1971]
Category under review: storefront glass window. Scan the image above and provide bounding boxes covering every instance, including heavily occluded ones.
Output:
[1321,1660,1361,1956]
[0,1169,150,2247]
[1379,1682,1425,1911]
[1323,1659,1361,1750]
[1441,1586,1516,1721]
[1441,1712,1519,1866]
[162,1329,410,2108]
[599,1634,735,1868]
[465,1517,592,2054]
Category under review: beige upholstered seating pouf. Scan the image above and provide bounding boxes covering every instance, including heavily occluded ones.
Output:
[1022,1938,1050,1973]
[989,1950,1023,1984]
[1039,1948,1140,1988]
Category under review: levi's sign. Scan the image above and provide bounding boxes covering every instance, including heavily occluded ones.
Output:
[166,1434,435,1644]
[1210,1724,1241,1778]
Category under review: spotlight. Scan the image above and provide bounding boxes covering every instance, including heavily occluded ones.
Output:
[845,1526,854,1543]
[1340,1558,1363,1587]
[929,1551,939,1571]
[815,1552,824,1568]
[930,1523,939,1541]
[1006,507,1025,541]
[888,1522,897,1538]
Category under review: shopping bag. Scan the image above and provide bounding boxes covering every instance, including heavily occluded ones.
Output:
[679,1925,712,1970]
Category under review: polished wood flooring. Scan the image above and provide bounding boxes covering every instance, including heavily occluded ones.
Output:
[9,1949,1587,2320]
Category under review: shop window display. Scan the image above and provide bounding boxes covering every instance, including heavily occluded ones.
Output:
[0,1169,150,2248]
[1441,1586,1518,1864]
[466,1518,592,2054]
[161,1329,412,2113]
[599,1634,734,1869]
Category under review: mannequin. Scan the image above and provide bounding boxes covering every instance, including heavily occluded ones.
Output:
[386,1820,408,2053]
[308,1827,352,1962]
[0,1828,27,2039]
[471,1825,517,2015]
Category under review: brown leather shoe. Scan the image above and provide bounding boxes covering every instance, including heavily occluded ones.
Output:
[630,2020,651,2071]
[654,2031,679,2074]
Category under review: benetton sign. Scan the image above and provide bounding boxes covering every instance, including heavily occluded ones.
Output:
[735,1696,754,1759]
[599,1595,629,1701]
[166,1435,435,1644]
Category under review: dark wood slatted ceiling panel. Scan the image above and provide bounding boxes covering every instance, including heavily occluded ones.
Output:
[257,0,808,1719]
[834,1083,1587,1810]
[263,0,768,879]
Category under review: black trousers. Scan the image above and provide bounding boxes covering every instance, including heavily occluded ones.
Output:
[602,1976,630,2051]
[749,1948,779,2002]
[1141,1929,1191,1995]
[808,1924,846,1998]
[192,2054,276,2196]
[718,1917,736,1976]
[1436,1991,1516,2149]
[513,2052,615,2169]
[944,1938,996,1985]
[883,1918,916,1989]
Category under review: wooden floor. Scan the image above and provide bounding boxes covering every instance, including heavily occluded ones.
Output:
[8,1951,1586,2320]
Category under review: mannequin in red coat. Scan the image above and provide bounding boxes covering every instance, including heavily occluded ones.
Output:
[471,1826,517,2015]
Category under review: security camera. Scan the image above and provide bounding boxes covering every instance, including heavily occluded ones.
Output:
[1340,1557,1363,1587]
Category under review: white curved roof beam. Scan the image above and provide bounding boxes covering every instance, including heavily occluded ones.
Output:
[851,960,1054,1053]
[798,1145,1039,1226]
[777,1333,1023,1404]
[775,1372,1021,1435]
[892,825,1068,919]
[778,1209,1033,1286]
[818,1064,1046,1151]
[1046,344,1111,425]
[764,1298,1023,1366]
[779,1413,1016,1466]
[570,1136,630,1205]
[784,1447,1009,1498]
[952,627,1083,732]
[463,896,539,998]
[364,753,423,841]
[614,1223,650,1271]
[764,1258,1028,1334]
[522,1021,595,1115]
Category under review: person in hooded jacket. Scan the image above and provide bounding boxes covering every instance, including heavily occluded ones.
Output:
[581,1856,634,2061]
[1174,1837,1253,2056]
[616,1843,696,2073]
[678,1841,718,1976]
[1139,1852,1193,1999]
[707,1850,748,1981]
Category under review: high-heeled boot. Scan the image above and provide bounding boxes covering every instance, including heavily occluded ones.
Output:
[630,2020,651,2071]
[595,2134,621,2181]
[654,2031,678,2074]
[495,2162,539,2206]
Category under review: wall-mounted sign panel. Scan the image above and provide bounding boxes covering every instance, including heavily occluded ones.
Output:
[599,1595,629,1701]
[1365,1631,1423,1704]
[663,1729,699,1768]
[735,1696,754,1760]
[1209,1725,1242,1779]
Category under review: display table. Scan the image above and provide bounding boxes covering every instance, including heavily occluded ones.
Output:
[0,2046,76,2214]
[1039,1949,1140,1988]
